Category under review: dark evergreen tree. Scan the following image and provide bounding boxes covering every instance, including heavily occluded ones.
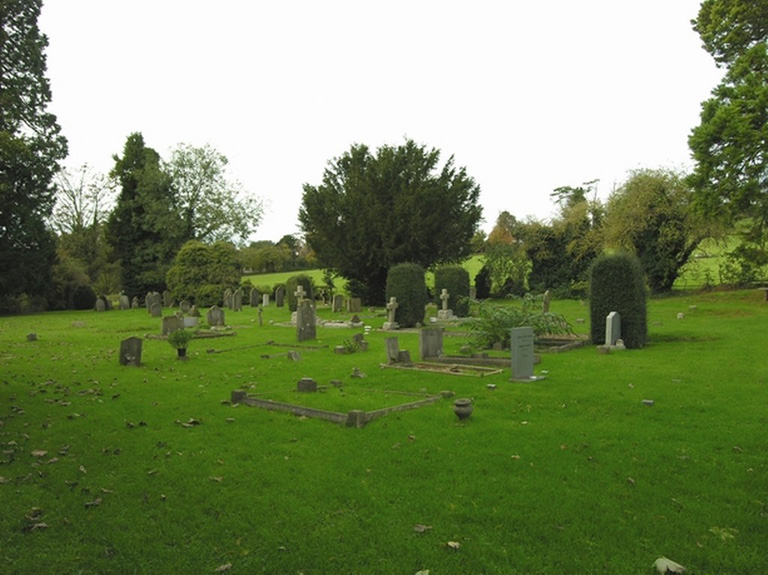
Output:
[299,140,482,305]
[0,0,68,311]
[386,263,427,328]
[106,133,183,298]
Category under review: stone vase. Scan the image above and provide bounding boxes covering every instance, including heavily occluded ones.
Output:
[453,398,473,420]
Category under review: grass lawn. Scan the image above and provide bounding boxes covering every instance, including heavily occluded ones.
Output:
[1,290,767,573]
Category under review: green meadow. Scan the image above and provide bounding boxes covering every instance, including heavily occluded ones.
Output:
[1,290,767,573]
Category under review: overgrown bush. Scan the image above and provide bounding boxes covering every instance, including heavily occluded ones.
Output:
[72,284,97,310]
[285,275,315,311]
[588,252,647,348]
[386,263,427,328]
[466,295,573,350]
[434,265,470,317]
[166,240,240,305]
[474,264,492,299]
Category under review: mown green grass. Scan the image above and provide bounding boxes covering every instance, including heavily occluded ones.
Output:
[1,291,767,573]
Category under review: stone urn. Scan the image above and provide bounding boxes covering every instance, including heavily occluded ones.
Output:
[453,398,473,420]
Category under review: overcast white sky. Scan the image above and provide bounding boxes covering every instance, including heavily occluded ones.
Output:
[40,1,723,243]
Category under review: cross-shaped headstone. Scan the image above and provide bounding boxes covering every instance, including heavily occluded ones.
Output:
[440,288,450,311]
[294,285,306,304]
[386,296,399,323]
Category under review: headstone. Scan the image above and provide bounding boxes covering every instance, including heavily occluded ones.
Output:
[258,306,263,326]
[294,285,307,307]
[162,290,172,308]
[119,294,130,310]
[437,288,454,320]
[287,350,301,361]
[542,290,551,313]
[131,296,140,309]
[383,297,399,330]
[605,311,621,347]
[332,294,343,312]
[233,288,243,311]
[297,377,317,393]
[262,293,270,307]
[296,300,316,342]
[223,288,233,310]
[26,333,37,342]
[275,286,285,307]
[207,305,225,327]
[95,297,106,312]
[189,305,200,317]
[347,297,362,313]
[351,332,368,351]
[119,337,142,367]
[180,300,191,313]
[150,303,162,318]
[183,316,199,328]
[510,326,544,381]
[162,315,183,335]
[397,350,412,364]
[469,286,477,301]
[249,288,259,307]
[385,337,400,364]
[419,328,443,360]
[145,292,153,313]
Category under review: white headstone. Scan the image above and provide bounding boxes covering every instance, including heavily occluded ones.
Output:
[510,326,544,381]
[605,311,621,346]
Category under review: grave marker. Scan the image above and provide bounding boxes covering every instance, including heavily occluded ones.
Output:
[163,290,173,308]
[419,328,443,360]
[233,288,243,311]
[383,297,399,330]
[275,286,285,307]
[296,300,316,342]
[332,294,343,312]
[162,315,183,335]
[605,311,621,347]
[510,326,545,381]
[119,337,142,367]
[249,288,259,307]
[207,305,225,327]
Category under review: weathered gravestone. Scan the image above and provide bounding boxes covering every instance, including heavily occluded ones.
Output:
[542,290,552,313]
[419,328,443,360]
[383,297,399,330]
[207,305,225,327]
[297,377,317,393]
[347,298,362,313]
[119,337,142,367]
[145,292,153,313]
[131,296,140,309]
[296,300,316,342]
[469,286,477,301]
[233,288,243,311]
[180,300,191,313]
[510,326,545,381]
[249,288,259,307]
[262,293,270,307]
[119,294,130,310]
[223,288,233,310]
[95,297,106,312]
[150,303,162,318]
[275,286,285,307]
[385,337,402,364]
[437,288,454,320]
[162,315,183,335]
[162,290,173,308]
[605,311,623,348]
[332,294,343,313]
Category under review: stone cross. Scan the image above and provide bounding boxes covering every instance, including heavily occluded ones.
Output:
[440,289,450,311]
[294,285,306,304]
[386,297,399,323]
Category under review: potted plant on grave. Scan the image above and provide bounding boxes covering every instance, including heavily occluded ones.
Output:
[167,329,193,359]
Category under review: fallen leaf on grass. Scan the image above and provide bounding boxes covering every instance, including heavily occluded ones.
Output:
[653,556,686,574]
[79,465,87,474]
[85,498,102,508]
[30,450,47,458]
[0,477,10,484]
[709,526,737,541]
[22,522,49,532]
[413,524,432,533]
[415,570,430,575]
[209,476,224,482]
[446,541,460,550]
[215,563,232,572]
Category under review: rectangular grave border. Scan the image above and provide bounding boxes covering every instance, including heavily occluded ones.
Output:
[144,331,236,341]
[231,389,452,428]
[379,361,503,377]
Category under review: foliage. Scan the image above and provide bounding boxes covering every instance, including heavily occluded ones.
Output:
[71,283,97,310]
[165,240,241,306]
[689,2,768,281]
[604,168,707,293]
[466,295,573,350]
[299,139,482,304]
[167,328,193,350]
[163,143,263,246]
[106,133,184,298]
[482,241,531,297]
[285,274,315,312]
[588,252,648,348]
[0,0,67,312]
[386,263,427,327]
[433,265,470,317]
[48,252,91,310]
[474,264,492,299]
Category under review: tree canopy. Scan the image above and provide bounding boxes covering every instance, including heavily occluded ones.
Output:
[689,0,768,279]
[299,140,482,304]
[0,0,68,311]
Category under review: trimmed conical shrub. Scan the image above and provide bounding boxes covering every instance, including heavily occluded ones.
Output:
[588,252,647,348]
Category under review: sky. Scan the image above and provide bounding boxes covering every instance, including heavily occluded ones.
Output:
[39,0,724,243]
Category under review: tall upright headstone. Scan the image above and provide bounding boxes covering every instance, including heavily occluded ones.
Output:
[347,298,362,313]
[275,286,285,307]
[207,305,225,327]
[119,337,142,367]
[119,294,130,310]
[233,288,243,311]
[296,300,316,342]
[605,311,621,347]
[542,290,551,313]
[223,288,233,310]
[383,297,399,330]
[510,326,544,381]
[150,303,162,318]
[249,288,260,307]
[162,290,173,308]
[419,328,443,360]
[262,293,270,307]
[332,294,343,312]
[131,296,140,309]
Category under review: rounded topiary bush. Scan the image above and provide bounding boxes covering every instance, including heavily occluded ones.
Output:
[474,264,491,299]
[588,252,648,348]
[386,263,427,327]
[285,275,315,312]
[434,265,470,317]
